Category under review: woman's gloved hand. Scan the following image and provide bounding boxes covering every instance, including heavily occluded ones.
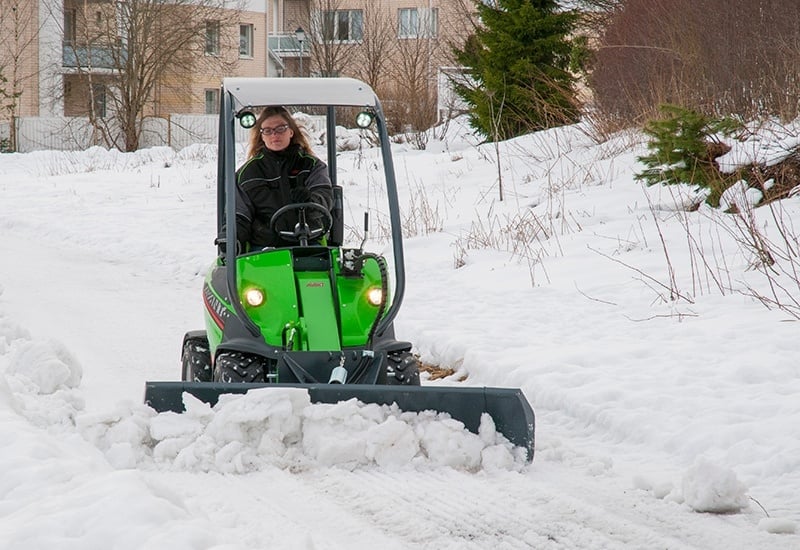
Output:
[290,186,312,203]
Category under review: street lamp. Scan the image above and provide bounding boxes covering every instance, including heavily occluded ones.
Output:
[295,27,305,76]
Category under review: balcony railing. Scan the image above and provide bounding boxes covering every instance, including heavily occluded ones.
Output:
[63,43,126,69]
[268,33,305,56]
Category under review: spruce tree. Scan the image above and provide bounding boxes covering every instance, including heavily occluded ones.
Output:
[454,0,580,139]
[636,105,740,206]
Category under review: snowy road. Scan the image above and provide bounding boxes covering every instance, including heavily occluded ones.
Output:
[1,231,793,550]
[2,139,799,549]
[146,464,795,550]
[0,235,201,411]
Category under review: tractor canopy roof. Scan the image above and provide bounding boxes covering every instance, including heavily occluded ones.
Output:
[222,77,380,111]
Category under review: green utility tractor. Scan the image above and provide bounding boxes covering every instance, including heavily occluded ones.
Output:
[144,77,535,461]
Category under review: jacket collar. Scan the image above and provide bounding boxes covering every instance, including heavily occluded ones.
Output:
[262,143,300,160]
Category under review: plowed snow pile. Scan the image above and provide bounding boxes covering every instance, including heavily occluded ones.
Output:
[1,313,525,474]
[81,390,526,473]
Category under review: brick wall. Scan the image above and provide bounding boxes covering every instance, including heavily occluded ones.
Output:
[0,0,41,120]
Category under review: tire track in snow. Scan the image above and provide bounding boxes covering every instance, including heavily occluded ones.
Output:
[306,468,550,549]
[295,465,795,550]
[303,467,659,549]
[146,469,411,550]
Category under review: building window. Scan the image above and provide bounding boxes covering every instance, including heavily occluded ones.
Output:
[398,8,438,39]
[319,9,363,43]
[205,89,219,114]
[205,20,220,55]
[239,24,253,57]
[91,83,107,118]
[64,9,76,45]
[272,0,279,33]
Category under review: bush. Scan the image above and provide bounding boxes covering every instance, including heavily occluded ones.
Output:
[635,105,740,206]
[589,0,800,126]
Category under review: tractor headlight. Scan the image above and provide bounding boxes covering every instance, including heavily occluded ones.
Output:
[366,286,383,306]
[244,287,265,307]
[237,110,257,128]
[356,110,374,128]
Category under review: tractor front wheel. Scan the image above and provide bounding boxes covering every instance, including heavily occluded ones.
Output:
[214,351,271,383]
[181,337,212,382]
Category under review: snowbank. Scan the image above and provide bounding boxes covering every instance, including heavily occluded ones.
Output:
[0,306,526,475]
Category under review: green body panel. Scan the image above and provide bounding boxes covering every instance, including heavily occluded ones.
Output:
[238,250,299,347]
[203,263,225,355]
[336,256,385,347]
[203,248,386,356]
[295,271,341,349]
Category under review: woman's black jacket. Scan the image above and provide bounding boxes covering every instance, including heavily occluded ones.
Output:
[222,144,333,251]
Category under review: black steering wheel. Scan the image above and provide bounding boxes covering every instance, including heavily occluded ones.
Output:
[269,202,333,247]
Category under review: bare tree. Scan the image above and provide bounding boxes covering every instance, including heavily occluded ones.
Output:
[353,0,396,93]
[572,0,622,40]
[590,0,800,126]
[304,0,359,77]
[59,0,242,151]
[387,33,439,134]
[381,4,455,142]
[448,0,482,34]
[0,0,40,152]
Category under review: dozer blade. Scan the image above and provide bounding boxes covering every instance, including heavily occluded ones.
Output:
[144,382,535,461]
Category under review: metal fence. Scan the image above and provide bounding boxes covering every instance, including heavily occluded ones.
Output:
[2,113,331,153]
[1,115,253,153]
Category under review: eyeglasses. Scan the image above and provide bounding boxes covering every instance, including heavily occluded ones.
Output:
[259,124,290,136]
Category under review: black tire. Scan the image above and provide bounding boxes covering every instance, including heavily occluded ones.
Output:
[213,351,272,383]
[181,338,212,382]
[386,351,421,386]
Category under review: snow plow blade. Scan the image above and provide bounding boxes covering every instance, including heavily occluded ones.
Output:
[144,382,535,461]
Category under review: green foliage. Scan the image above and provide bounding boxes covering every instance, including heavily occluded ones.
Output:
[0,69,10,103]
[0,68,21,110]
[453,0,580,140]
[569,34,591,74]
[636,105,741,206]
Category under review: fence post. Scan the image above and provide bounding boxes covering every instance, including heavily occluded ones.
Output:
[10,114,18,152]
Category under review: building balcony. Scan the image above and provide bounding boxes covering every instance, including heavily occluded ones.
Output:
[62,43,126,70]
[268,33,306,57]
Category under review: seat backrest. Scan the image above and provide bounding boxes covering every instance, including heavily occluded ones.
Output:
[328,185,344,246]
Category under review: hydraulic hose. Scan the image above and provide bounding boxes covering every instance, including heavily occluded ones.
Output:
[362,252,389,346]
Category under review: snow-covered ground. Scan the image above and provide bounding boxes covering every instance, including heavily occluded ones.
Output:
[0,118,798,549]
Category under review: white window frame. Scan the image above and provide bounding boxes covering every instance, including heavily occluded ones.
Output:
[91,83,107,118]
[317,9,363,43]
[239,23,254,58]
[205,20,220,55]
[64,8,76,45]
[422,8,439,38]
[205,89,220,114]
[398,8,438,39]
[398,8,418,39]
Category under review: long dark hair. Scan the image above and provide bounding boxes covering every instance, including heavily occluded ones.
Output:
[247,106,314,159]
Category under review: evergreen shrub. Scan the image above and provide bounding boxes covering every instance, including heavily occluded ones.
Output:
[636,105,740,206]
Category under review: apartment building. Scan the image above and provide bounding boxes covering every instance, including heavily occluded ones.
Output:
[0,0,471,147]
